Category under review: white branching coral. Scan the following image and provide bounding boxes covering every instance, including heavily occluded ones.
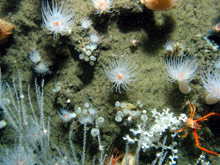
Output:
[123,108,187,151]
[41,0,74,38]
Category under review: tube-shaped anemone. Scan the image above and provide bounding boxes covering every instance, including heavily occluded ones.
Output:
[201,68,220,105]
[164,55,198,94]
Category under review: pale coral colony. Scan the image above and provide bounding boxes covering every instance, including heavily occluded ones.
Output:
[0,0,220,165]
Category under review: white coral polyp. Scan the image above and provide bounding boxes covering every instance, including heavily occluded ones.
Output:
[42,0,74,38]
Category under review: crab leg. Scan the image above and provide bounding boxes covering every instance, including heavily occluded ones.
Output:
[195,112,220,123]
[192,129,219,157]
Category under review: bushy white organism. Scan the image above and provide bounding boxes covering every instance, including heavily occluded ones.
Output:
[81,19,91,30]
[164,41,184,53]
[25,119,49,144]
[58,108,76,122]
[41,0,74,38]
[92,0,114,14]
[33,62,49,76]
[201,68,220,104]
[0,71,10,108]
[0,144,37,165]
[150,109,185,134]
[103,56,139,93]
[89,33,99,43]
[75,105,98,125]
[164,41,175,52]
[164,55,198,94]
[29,49,41,63]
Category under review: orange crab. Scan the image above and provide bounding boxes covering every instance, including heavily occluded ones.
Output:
[105,148,124,165]
[175,101,220,157]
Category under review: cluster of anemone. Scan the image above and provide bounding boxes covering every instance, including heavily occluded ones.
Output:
[41,0,114,39]
[164,44,220,105]
[39,0,220,105]
[41,0,115,39]
[58,103,98,125]
[78,30,100,66]
[114,100,148,124]
[29,49,50,76]
[40,0,186,94]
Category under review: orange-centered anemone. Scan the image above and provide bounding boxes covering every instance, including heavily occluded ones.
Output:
[53,21,59,27]
[117,73,123,80]
[140,0,178,11]
[98,1,107,11]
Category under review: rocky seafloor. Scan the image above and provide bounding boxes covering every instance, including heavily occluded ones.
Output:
[0,0,220,164]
